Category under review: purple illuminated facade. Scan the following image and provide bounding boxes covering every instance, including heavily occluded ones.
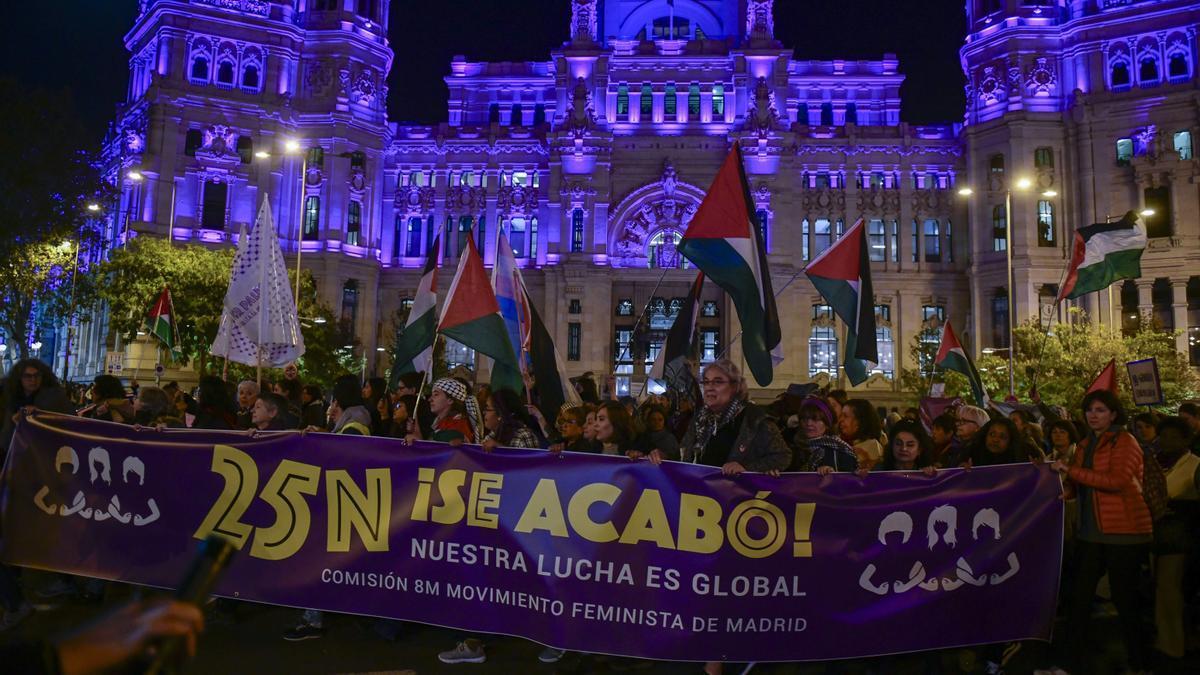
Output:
[70,0,1198,398]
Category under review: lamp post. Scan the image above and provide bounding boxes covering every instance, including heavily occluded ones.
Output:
[60,237,81,382]
[958,176,1046,399]
[285,139,308,305]
[126,170,178,246]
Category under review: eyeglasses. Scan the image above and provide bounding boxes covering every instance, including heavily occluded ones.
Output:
[21,371,41,380]
[700,379,730,387]
[556,418,580,427]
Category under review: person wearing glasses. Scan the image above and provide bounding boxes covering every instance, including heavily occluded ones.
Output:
[2,358,73,452]
[479,388,542,451]
[549,406,597,453]
[677,359,790,475]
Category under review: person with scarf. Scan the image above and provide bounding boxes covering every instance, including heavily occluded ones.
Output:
[678,359,790,475]
[593,400,636,455]
[548,405,597,453]
[793,397,857,474]
[79,375,134,424]
[406,378,478,445]
[327,375,373,436]
[190,376,237,431]
[838,398,885,469]
[1050,389,1153,675]
[480,388,542,451]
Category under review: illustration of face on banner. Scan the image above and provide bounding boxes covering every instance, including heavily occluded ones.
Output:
[0,413,1064,663]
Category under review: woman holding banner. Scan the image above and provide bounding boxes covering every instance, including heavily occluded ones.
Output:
[679,359,790,475]
[1050,390,1152,674]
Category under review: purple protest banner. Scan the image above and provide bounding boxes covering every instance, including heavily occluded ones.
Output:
[0,413,1063,662]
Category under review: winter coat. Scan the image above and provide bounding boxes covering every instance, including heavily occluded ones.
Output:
[1065,429,1153,537]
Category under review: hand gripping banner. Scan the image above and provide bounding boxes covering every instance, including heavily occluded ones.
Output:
[0,413,1063,662]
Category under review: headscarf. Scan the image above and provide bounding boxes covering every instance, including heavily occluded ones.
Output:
[432,378,482,441]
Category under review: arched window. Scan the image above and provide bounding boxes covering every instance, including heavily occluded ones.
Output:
[813,219,832,257]
[1111,61,1131,87]
[1139,57,1159,83]
[923,219,941,262]
[648,230,683,269]
[640,84,653,117]
[346,200,362,246]
[992,204,1007,251]
[341,280,359,337]
[820,102,834,126]
[236,136,253,164]
[1037,200,1056,247]
[307,146,324,167]
[488,103,500,124]
[405,217,422,257]
[303,196,320,240]
[533,104,546,126]
[201,181,228,230]
[190,57,209,82]
[665,83,677,117]
[511,104,523,126]
[846,102,858,125]
[991,290,1010,347]
[755,209,770,253]
[216,61,235,85]
[1169,54,1189,79]
[1034,146,1054,169]
[241,64,260,90]
[617,85,630,118]
[809,305,838,378]
[184,129,203,156]
[688,84,701,118]
[712,84,725,119]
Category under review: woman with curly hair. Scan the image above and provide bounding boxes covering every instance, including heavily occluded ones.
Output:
[480,388,542,450]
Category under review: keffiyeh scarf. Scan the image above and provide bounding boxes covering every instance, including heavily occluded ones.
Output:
[689,398,746,464]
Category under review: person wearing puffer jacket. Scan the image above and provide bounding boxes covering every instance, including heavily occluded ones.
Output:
[1050,389,1152,675]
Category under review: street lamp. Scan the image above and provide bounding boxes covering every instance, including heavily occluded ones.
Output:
[958,176,1035,399]
[285,139,309,305]
[125,169,178,246]
[60,235,81,381]
[87,203,101,212]
[31,341,43,359]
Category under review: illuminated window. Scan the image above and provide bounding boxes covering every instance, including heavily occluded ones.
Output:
[307,147,325,167]
[201,181,228,230]
[701,330,719,364]
[616,299,634,316]
[571,208,585,252]
[346,201,362,246]
[640,84,653,117]
[648,229,684,269]
[889,220,899,263]
[341,280,359,337]
[688,84,701,118]
[1175,131,1193,160]
[568,323,582,361]
[813,219,832,257]
[665,84,677,117]
[509,218,527,258]
[303,196,320,240]
[617,84,630,118]
[946,220,954,263]
[712,84,725,118]
[405,217,421,257]
[756,209,770,253]
[872,305,894,379]
[701,301,719,317]
[1037,201,1056,247]
[992,205,1007,251]
[1116,138,1133,165]
[809,305,838,378]
[800,219,810,261]
[924,219,941,262]
[868,219,885,262]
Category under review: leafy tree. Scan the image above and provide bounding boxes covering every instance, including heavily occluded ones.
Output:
[897,326,977,403]
[899,309,1200,413]
[0,80,108,358]
[83,236,356,387]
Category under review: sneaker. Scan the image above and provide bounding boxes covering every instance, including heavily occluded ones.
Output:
[985,661,1004,675]
[438,639,486,664]
[30,577,74,610]
[0,603,32,632]
[282,622,324,641]
[538,647,565,663]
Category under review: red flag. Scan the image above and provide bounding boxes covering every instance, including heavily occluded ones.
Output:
[1086,359,1118,395]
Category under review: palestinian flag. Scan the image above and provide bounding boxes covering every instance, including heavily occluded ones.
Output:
[805,218,878,385]
[439,236,523,393]
[678,145,780,386]
[934,319,989,407]
[1086,359,1118,395]
[146,286,181,358]
[1058,212,1147,301]
[649,271,704,387]
[522,285,582,424]
[390,234,440,387]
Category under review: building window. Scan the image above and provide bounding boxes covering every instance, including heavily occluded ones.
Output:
[813,219,832,258]
[488,103,500,124]
[393,216,403,259]
[444,338,476,371]
[889,220,899,263]
[665,84,677,117]
[1034,147,1053,169]
[1188,278,1200,366]
[911,220,920,263]
[867,219,885,262]
[922,305,945,325]
[346,201,362,246]
[509,217,528,258]
[476,215,487,251]
[755,209,770,253]
[923,219,941,262]
[568,323,582,361]
[617,84,629,118]
[873,306,894,379]
[616,299,634,317]
[820,102,834,126]
[991,291,1009,348]
[1174,131,1193,160]
[571,208,585,252]
[701,301,719,317]
[184,129,203,156]
[800,219,810,261]
[700,329,719,364]
[242,64,260,90]
[303,196,320,240]
[945,220,954,263]
[569,299,582,314]
[712,84,725,118]
[1121,280,1140,335]
[190,57,209,82]
[358,0,377,21]
[640,84,653,117]
[1152,278,1175,331]
[236,136,253,164]
[992,205,1007,251]
[989,154,1005,177]
[648,229,684,269]
[350,151,366,170]
[1116,137,1133,165]
[341,280,359,338]
[201,181,228,230]
[405,217,422,257]
[1169,54,1189,80]
[216,61,235,86]
[846,101,858,125]
[307,147,324,167]
[1144,186,1172,238]
[400,297,414,312]
[533,104,546,127]
[688,84,701,118]
[511,104,523,126]
[1111,61,1131,88]
[529,216,538,259]
[1139,57,1159,84]
[809,305,838,378]
[1037,200,1056,247]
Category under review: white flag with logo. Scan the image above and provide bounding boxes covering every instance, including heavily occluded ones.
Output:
[211,197,305,366]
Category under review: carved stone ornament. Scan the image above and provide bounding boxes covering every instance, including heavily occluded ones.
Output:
[747,77,780,135]
[565,77,595,133]
[395,185,435,213]
[911,189,946,216]
[448,186,487,211]
[856,189,900,216]
[305,61,333,97]
[977,66,1004,105]
[351,68,377,106]
[565,181,596,205]
[497,185,539,214]
[801,188,846,215]
[1026,58,1056,96]
[338,68,352,99]
[570,0,598,43]
[196,125,241,165]
[747,0,775,40]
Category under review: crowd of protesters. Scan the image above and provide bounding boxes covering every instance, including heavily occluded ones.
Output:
[0,355,1198,674]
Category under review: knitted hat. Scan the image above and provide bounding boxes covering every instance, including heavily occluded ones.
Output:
[957,405,990,428]
[799,397,835,430]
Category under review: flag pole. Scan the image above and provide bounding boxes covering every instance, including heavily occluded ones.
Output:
[714,265,807,361]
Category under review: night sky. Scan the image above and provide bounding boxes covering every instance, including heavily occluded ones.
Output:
[1,0,966,142]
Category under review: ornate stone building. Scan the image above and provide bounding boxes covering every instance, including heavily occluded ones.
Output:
[69,0,1197,403]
